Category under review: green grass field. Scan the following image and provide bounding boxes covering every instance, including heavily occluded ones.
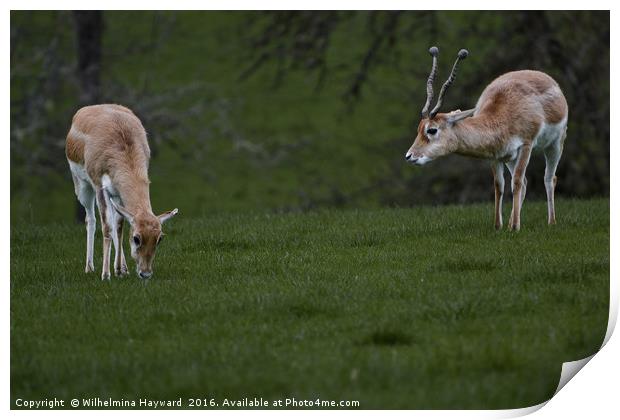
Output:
[10,198,609,409]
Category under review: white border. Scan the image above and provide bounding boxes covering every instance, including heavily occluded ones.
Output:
[4,2,616,419]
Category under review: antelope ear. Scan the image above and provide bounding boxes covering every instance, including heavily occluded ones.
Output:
[158,208,179,224]
[109,197,134,225]
[447,108,476,124]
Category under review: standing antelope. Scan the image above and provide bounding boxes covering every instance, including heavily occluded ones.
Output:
[405,47,568,231]
[66,104,178,280]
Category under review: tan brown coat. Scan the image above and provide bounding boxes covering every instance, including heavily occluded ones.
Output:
[406,69,568,231]
[66,104,177,280]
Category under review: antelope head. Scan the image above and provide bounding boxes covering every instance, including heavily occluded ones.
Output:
[110,198,178,279]
[405,46,474,165]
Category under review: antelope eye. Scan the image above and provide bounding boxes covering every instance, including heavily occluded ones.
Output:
[133,235,141,247]
[426,128,438,135]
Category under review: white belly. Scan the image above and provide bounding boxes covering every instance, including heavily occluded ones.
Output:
[533,117,567,151]
[68,161,95,188]
[494,117,567,161]
[68,161,121,200]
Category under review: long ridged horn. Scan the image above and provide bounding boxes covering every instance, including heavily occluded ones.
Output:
[430,49,468,118]
[421,46,439,118]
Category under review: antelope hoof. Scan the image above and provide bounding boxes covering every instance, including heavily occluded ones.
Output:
[509,223,521,231]
[115,266,129,277]
[101,272,111,281]
[85,263,95,273]
[548,218,556,225]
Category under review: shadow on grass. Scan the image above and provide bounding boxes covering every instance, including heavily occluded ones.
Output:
[359,329,414,346]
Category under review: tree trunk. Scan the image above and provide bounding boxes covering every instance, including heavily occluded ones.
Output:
[72,11,103,222]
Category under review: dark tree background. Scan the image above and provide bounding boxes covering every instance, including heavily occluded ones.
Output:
[10,11,609,223]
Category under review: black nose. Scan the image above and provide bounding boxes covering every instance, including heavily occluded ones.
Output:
[405,153,412,161]
[139,271,152,279]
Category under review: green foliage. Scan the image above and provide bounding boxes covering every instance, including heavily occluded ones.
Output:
[10,11,609,223]
[11,199,609,409]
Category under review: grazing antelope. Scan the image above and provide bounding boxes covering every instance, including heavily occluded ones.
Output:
[66,104,178,280]
[405,47,568,231]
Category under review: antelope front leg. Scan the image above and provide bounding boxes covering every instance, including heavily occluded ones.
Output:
[114,217,128,276]
[96,188,112,280]
[102,236,112,280]
[491,161,505,230]
[509,177,527,226]
[509,144,533,231]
